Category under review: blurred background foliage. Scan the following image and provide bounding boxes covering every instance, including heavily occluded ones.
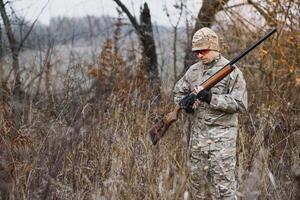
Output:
[0,0,299,199]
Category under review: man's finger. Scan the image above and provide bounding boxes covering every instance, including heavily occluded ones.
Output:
[192,99,201,109]
[194,85,204,93]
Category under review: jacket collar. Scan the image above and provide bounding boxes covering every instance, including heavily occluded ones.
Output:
[202,53,221,70]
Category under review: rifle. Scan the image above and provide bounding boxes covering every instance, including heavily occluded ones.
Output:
[149,28,277,145]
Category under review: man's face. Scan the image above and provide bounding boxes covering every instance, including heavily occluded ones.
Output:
[194,49,219,64]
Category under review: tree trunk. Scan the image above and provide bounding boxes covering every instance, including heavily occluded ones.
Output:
[173,26,178,80]
[0,22,2,60]
[183,0,229,72]
[0,0,21,91]
[0,0,24,128]
[139,3,159,88]
[112,0,160,93]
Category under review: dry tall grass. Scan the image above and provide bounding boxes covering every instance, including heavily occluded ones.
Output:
[1,14,300,200]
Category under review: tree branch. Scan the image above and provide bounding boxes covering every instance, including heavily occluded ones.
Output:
[0,0,17,52]
[112,0,140,35]
[248,0,276,25]
[18,0,49,51]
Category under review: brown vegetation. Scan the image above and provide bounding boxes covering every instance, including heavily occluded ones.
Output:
[0,0,299,200]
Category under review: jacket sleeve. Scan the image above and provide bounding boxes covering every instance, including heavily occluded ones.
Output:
[209,69,248,113]
[173,74,191,104]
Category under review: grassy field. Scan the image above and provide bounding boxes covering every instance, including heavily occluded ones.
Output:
[1,21,300,200]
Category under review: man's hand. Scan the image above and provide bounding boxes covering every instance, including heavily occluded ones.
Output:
[192,99,201,109]
[179,86,211,113]
[193,85,212,105]
[191,85,204,110]
[193,85,204,93]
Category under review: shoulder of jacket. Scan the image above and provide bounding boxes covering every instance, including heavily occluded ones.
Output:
[187,61,202,72]
[184,61,202,78]
[217,56,243,80]
[220,55,229,63]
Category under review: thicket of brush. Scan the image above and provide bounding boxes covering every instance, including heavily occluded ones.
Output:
[1,17,300,200]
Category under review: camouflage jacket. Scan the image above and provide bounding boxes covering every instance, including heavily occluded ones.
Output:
[174,55,248,127]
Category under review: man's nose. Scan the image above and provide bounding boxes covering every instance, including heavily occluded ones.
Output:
[197,52,203,57]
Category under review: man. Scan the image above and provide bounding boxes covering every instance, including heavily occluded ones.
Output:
[174,27,247,199]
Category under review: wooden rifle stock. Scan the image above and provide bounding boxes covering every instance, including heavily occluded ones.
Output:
[148,28,276,145]
[149,104,181,145]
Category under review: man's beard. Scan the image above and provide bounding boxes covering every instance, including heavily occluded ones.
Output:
[201,58,212,64]
[201,54,219,65]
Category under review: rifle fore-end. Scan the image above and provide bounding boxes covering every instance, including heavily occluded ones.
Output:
[201,64,235,90]
[149,105,181,145]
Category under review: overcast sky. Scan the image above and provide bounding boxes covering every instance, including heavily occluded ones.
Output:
[12,0,201,26]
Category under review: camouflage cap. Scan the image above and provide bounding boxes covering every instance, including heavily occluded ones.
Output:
[192,27,219,51]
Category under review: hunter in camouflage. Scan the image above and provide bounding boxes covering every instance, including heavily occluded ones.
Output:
[174,27,247,199]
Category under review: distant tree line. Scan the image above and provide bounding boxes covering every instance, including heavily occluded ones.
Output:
[0,15,120,54]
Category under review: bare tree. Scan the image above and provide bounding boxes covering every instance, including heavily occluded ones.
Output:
[0,22,4,86]
[0,0,22,92]
[248,0,298,30]
[0,0,47,129]
[0,0,47,94]
[164,0,184,82]
[0,22,2,60]
[112,0,160,91]
[184,0,229,71]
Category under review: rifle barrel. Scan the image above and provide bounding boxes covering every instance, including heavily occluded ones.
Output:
[229,28,277,66]
[200,28,277,90]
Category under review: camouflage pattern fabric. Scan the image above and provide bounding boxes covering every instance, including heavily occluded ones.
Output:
[174,55,247,199]
[192,28,220,52]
